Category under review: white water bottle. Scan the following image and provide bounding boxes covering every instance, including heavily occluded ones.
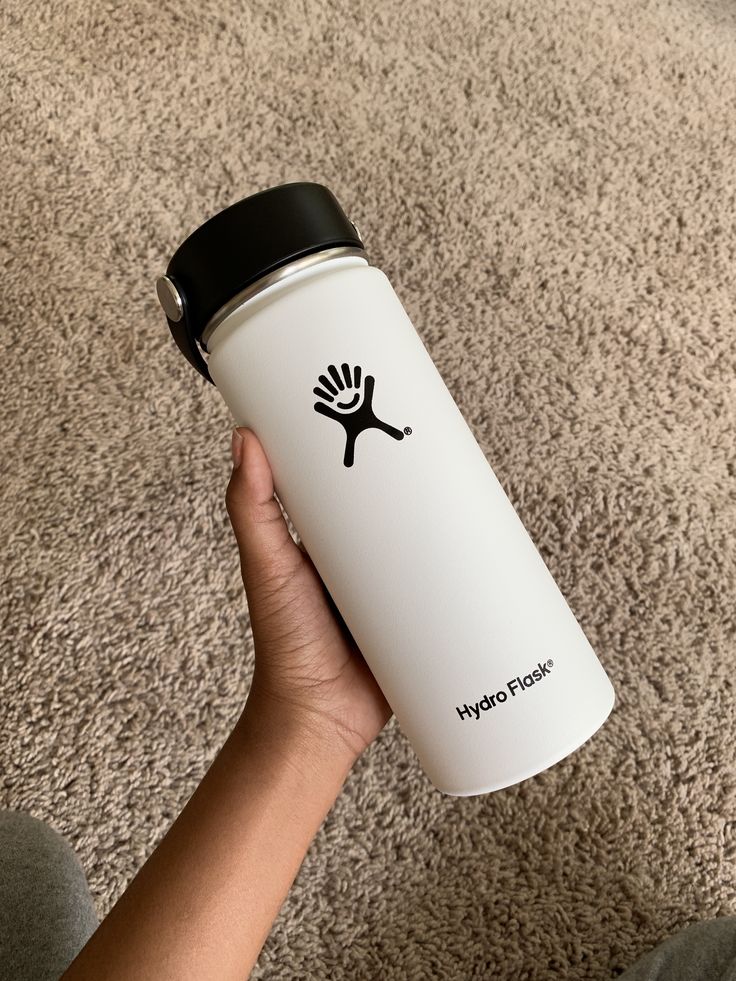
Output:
[156,182,615,796]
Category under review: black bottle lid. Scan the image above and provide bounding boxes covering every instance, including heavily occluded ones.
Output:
[156,182,363,382]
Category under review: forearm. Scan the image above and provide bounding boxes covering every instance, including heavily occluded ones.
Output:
[64,698,356,980]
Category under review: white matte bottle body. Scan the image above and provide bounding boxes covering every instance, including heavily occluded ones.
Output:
[206,256,615,795]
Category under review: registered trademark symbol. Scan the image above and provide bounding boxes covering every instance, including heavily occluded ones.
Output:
[404,426,412,435]
[547,659,554,668]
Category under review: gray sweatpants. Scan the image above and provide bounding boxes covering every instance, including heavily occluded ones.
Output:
[0,812,97,980]
[0,810,735,980]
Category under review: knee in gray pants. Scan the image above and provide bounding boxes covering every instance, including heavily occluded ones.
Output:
[620,917,736,981]
[0,811,98,981]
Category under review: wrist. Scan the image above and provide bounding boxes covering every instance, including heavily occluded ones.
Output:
[232,689,361,784]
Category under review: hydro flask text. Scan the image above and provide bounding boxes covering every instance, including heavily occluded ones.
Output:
[456,660,555,721]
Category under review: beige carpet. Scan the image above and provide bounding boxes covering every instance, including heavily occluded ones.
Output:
[2,0,736,977]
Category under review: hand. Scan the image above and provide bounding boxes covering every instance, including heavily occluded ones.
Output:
[227,427,392,761]
[62,426,391,981]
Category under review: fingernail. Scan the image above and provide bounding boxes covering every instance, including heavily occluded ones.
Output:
[231,428,244,468]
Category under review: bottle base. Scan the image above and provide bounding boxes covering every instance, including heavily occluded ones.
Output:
[433,685,616,797]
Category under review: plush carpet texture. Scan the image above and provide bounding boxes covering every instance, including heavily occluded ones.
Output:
[2,0,736,977]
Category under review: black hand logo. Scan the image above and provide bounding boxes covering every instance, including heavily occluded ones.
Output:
[313,363,405,467]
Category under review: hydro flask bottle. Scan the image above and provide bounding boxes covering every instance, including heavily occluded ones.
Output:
[156,181,615,796]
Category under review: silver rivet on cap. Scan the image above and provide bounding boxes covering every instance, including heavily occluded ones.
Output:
[156,275,184,323]
[350,219,363,243]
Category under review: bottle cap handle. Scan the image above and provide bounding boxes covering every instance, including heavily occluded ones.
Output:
[156,275,213,384]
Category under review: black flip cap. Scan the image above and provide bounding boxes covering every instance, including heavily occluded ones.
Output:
[160,182,363,382]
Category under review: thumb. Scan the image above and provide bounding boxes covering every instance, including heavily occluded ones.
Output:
[226,428,302,591]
